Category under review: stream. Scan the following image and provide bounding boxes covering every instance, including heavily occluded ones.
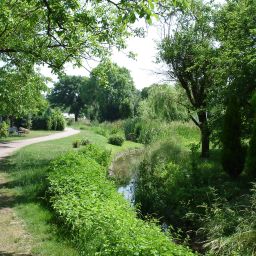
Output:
[109,148,143,205]
[110,148,171,233]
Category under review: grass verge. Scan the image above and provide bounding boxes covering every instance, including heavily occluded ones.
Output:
[0,124,142,255]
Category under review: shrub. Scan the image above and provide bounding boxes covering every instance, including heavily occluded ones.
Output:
[80,138,90,146]
[47,148,194,256]
[221,95,245,178]
[79,144,110,167]
[32,108,65,131]
[72,140,80,148]
[0,121,9,138]
[108,134,125,146]
[201,183,256,255]
[135,139,227,232]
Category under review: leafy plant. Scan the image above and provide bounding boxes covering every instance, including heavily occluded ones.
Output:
[0,121,9,138]
[108,134,125,146]
[47,147,194,256]
[72,140,80,148]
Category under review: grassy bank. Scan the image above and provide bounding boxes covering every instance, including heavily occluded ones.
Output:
[0,124,142,255]
[48,146,194,255]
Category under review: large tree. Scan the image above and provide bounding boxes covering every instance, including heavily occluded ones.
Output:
[48,76,88,121]
[0,67,47,117]
[0,0,162,119]
[0,0,161,71]
[85,62,137,121]
[158,3,215,158]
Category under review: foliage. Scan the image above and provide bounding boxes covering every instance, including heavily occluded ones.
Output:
[108,135,125,146]
[0,68,47,117]
[124,118,199,145]
[138,84,188,122]
[158,2,215,157]
[72,140,80,148]
[47,147,194,256]
[201,184,256,256]
[84,62,137,121]
[91,121,125,138]
[245,92,256,177]
[135,139,221,229]
[48,76,88,121]
[221,95,245,178]
[32,108,65,131]
[0,0,160,71]
[0,121,9,138]
[80,138,90,146]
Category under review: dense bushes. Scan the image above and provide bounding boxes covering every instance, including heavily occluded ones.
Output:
[221,95,245,178]
[32,108,65,131]
[108,134,124,146]
[135,140,223,229]
[201,184,256,255]
[47,145,194,256]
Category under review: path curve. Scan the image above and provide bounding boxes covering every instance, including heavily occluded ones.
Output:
[0,127,80,160]
[0,128,80,255]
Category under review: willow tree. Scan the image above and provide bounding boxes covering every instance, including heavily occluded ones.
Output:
[158,3,215,158]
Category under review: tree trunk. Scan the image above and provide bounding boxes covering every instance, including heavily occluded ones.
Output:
[198,111,210,158]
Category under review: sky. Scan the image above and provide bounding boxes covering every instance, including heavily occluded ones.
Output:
[39,21,168,90]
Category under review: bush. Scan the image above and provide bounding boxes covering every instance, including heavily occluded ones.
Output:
[221,95,245,178]
[47,147,194,256]
[0,121,9,138]
[72,140,80,148]
[79,144,110,167]
[80,138,90,146]
[108,134,125,146]
[201,183,256,255]
[135,139,228,232]
[32,108,65,131]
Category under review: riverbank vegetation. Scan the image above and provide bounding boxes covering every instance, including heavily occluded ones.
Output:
[0,0,256,255]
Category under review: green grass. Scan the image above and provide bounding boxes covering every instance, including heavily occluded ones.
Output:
[0,130,60,142]
[0,124,142,255]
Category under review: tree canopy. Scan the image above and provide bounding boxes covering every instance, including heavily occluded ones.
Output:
[84,62,137,121]
[158,2,215,157]
[48,75,88,121]
[0,0,160,71]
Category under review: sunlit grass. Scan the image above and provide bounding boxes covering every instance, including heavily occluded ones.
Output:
[0,130,60,142]
[0,124,143,255]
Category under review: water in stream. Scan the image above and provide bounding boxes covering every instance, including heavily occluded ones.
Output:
[109,148,143,205]
[117,178,135,204]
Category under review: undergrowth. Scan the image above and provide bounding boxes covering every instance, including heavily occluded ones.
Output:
[47,144,194,256]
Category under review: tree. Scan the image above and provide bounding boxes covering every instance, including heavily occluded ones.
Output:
[245,92,256,177]
[158,3,215,157]
[0,67,47,117]
[212,0,256,139]
[138,84,188,122]
[221,94,245,178]
[48,76,88,121]
[0,0,161,71]
[86,62,137,121]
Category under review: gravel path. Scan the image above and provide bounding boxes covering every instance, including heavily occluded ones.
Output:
[0,128,80,255]
[0,128,80,160]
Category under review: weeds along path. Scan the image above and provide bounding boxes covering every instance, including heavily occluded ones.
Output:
[0,128,80,255]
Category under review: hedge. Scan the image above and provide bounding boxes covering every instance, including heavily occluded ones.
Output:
[47,145,194,256]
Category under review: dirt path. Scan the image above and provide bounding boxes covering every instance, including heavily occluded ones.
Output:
[0,128,80,255]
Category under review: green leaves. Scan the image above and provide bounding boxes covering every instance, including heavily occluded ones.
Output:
[48,145,194,255]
